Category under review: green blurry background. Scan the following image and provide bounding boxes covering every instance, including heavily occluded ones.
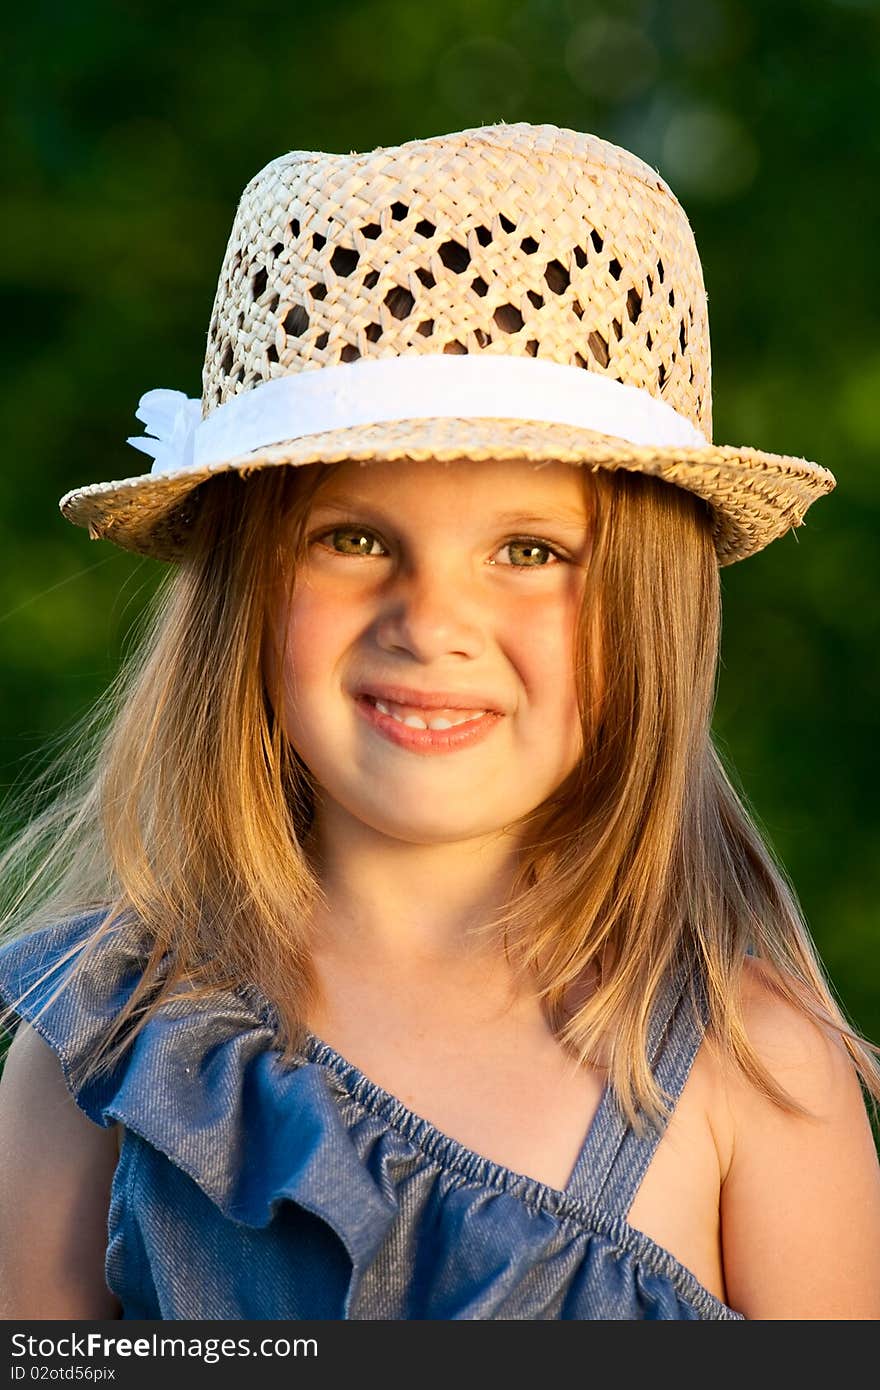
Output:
[2,0,878,1054]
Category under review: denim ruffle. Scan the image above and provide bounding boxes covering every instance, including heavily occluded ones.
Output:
[0,912,745,1320]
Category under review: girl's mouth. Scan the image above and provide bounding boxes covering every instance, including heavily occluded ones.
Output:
[355,694,502,754]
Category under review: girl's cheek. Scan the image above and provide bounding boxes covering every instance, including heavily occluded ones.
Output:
[285,587,363,678]
[506,587,581,677]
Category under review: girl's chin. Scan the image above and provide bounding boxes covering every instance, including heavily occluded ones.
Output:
[353,814,512,846]
[327,796,523,846]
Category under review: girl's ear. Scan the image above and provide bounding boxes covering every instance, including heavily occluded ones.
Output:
[260,464,325,718]
[575,467,607,740]
[260,611,279,703]
[261,560,293,721]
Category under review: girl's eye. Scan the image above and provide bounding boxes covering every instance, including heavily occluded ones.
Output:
[313,528,566,566]
[318,527,387,557]
[494,538,562,568]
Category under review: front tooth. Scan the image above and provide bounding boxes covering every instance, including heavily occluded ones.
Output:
[427,711,488,730]
[403,714,428,729]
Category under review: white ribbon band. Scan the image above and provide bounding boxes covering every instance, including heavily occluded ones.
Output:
[127,354,708,477]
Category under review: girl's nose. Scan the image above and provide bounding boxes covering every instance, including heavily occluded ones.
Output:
[373,569,487,662]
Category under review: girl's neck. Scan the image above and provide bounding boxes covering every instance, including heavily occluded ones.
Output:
[305,799,523,979]
[300,798,601,1050]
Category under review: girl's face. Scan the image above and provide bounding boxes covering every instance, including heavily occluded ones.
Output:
[274,458,594,845]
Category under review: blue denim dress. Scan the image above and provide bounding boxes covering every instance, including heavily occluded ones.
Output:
[0,912,745,1320]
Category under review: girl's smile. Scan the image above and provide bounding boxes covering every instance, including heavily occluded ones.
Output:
[354,685,503,754]
[274,456,595,844]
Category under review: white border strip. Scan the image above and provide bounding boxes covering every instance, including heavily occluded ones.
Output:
[127,354,708,477]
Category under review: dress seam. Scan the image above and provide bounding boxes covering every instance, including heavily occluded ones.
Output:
[306,1043,742,1320]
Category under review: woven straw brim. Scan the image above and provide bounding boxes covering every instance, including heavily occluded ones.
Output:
[59,417,835,566]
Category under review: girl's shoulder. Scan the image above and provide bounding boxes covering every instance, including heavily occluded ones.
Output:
[706,955,880,1319]
[0,909,251,1136]
[0,1019,123,1318]
[715,955,859,1112]
[0,912,151,1143]
[0,909,294,1228]
[705,953,870,1181]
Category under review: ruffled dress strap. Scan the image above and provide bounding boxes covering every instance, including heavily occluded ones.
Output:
[0,912,397,1267]
[0,918,743,1319]
[564,958,707,1216]
[0,911,150,1126]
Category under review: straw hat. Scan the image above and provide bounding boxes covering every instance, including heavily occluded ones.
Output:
[59,121,835,565]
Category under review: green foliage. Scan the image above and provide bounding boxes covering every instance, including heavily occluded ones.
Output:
[2,0,878,1048]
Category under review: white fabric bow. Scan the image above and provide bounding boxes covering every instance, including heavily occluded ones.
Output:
[126,389,203,475]
[124,358,710,479]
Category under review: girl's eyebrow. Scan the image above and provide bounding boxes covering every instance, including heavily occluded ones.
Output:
[309,500,589,529]
[489,508,589,529]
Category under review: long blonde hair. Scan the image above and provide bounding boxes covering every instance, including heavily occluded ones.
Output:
[2,460,878,1137]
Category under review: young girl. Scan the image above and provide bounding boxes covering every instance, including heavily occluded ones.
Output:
[1,121,879,1322]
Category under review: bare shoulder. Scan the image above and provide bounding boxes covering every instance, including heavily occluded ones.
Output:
[0,1021,123,1318]
[712,956,880,1320]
